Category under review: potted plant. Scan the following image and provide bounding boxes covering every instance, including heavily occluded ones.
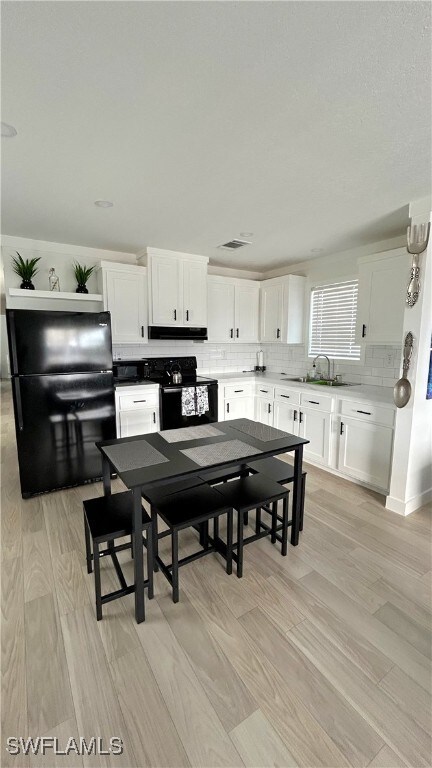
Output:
[73,263,95,294]
[11,252,41,290]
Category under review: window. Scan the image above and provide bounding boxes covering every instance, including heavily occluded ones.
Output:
[308,279,361,360]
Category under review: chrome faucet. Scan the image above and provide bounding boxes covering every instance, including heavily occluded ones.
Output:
[312,354,333,381]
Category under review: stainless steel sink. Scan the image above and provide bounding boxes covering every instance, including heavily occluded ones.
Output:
[280,378,355,387]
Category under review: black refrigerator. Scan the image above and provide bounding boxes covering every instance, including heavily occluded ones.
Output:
[7,309,116,498]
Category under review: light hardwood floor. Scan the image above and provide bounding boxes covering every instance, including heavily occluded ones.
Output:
[1,382,431,768]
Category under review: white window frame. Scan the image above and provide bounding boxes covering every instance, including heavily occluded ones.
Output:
[307,278,364,364]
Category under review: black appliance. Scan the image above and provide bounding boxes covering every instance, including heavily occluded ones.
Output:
[7,309,116,498]
[148,326,207,341]
[113,356,218,430]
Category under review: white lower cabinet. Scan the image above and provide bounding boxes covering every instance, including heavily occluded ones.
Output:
[119,408,159,438]
[255,396,273,425]
[273,400,297,433]
[225,396,254,420]
[337,415,393,490]
[299,407,331,466]
[220,382,254,421]
[115,386,160,438]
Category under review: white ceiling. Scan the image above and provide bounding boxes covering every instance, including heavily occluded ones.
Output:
[1,1,431,271]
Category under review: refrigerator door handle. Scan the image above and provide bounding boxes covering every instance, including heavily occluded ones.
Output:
[13,378,24,431]
[8,311,19,375]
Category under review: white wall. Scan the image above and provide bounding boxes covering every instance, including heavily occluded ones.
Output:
[387,199,432,514]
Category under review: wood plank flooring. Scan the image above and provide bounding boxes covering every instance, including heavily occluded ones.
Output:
[1,381,431,767]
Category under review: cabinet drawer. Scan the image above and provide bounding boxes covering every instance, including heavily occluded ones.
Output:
[300,392,333,412]
[117,391,159,411]
[255,384,275,399]
[340,399,395,427]
[274,387,301,405]
[224,383,254,399]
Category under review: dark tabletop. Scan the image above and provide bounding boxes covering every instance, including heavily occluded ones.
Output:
[97,418,308,490]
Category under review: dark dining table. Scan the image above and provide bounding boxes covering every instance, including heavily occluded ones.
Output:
[97,418,308,623]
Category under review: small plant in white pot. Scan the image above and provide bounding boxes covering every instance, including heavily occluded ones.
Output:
[73,263,95,294]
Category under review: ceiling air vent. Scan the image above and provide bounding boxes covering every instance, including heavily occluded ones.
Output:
[218,238,251,251]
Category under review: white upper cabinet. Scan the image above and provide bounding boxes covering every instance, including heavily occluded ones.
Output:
[235,282,260,342]
[260,275,305,344]
[208,278,235,342]
[183,260,207,326]
[260,283,283,342]
[148,252,182,325]
[207,276,259,343]
[142,248,208,327]
[98,262,147,344]
[356,249,408,344]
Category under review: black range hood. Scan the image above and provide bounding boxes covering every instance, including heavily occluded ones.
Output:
[148,326,208,341]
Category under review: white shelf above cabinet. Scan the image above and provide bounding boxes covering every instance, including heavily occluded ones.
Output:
[8,288,103,302]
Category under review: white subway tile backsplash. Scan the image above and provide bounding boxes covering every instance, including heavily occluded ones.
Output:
[112,341,399,386]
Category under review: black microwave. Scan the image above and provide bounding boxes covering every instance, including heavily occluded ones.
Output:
[112,360,152,383]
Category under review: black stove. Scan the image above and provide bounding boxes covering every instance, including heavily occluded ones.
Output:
[113,357,218,429]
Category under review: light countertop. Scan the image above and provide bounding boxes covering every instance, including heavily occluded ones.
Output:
[202,370,396,407]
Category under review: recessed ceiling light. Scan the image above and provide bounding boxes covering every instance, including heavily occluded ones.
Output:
[94,200,113,208]
[1,122,17,138]
[240,232,253,238]
[311,248,323,253]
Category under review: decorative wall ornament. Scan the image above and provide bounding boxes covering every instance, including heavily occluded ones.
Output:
[406,222,430,307]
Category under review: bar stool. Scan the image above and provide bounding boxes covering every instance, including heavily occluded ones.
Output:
[83,491,153,621]
[248,457,307,532]
[197,465,252,524]
[212,473,289,578]
[142,480,234,603]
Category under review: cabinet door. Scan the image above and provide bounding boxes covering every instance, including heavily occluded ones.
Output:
[183,261,207,326]
[207,280,235,342]
[299,407,331,466]
[255,397,273,425]
[273,401,298,435]
[338,416,393,490]
[150,255,182,325]
[235,284,260,342]
[356,252,407,344]
[119,408,159,438]
[260,284,283,342]
[225,396,254,420]
[105,270,147,344]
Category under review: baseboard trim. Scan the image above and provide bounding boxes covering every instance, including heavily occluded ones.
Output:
[385,488,432,516]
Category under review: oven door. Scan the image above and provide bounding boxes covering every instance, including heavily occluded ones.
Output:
[160,383,218,430]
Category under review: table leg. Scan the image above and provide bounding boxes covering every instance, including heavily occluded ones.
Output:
[102,456,111,496]
[291,444,303,546]
[132,487,145,623]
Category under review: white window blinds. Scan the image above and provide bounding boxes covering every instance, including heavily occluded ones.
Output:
[309,280,361,360]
